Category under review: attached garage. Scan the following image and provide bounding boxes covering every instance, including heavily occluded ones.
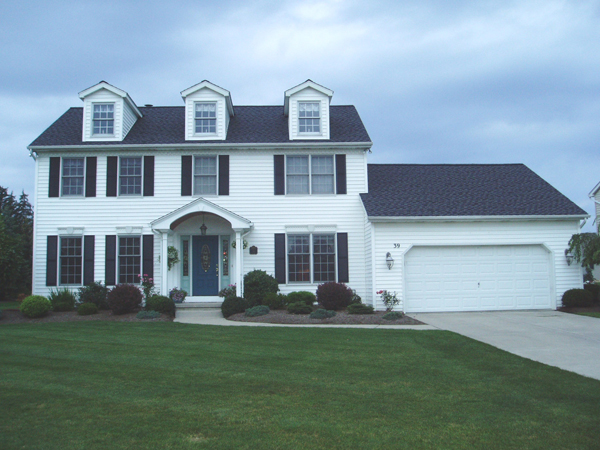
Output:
[404,245,552,312]
[361,164,589,312]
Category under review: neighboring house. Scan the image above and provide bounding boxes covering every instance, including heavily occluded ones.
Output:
[590,181,600,232]
[28,80,588,312]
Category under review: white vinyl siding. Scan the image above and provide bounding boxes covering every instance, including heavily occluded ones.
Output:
[32,149,369,299]
[372,220,584,311]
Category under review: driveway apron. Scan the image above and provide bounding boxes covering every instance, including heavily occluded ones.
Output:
[409,310,600,381]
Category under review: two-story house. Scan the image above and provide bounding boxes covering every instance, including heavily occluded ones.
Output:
[28,80,588,312]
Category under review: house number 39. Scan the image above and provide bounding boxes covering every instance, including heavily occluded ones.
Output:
[393,243,401,248]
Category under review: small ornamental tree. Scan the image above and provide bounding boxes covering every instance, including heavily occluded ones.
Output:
[568,232,600,282]
[316,282,353,310]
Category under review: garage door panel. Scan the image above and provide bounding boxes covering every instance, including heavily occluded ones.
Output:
[405,245,551,312]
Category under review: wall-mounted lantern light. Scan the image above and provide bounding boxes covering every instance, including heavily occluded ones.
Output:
[386,252,394,270]
[564,249,574,266]
[200,213,207,235]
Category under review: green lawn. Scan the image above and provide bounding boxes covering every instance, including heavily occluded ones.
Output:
[575,312,600,318]
[0,302,20,310]
[1,323,599,449]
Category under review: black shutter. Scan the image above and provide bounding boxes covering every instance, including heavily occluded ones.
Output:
[49,157,60,197]
[274,155,285,195]
[83,235,95,285]
[274,233,286,283]
[85,157,97,197]
[143,156,154,197]
[335,154,347,195]
[106,157,118,197]
[218,155,229,195]
[105,235,116,285]
[337,233,349,283]
[142,235,154,279]
[46,235,58,286]
[181,155,192,196]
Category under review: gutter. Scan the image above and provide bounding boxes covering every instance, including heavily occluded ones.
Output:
[367,214,590,222]
[27,141,373,152]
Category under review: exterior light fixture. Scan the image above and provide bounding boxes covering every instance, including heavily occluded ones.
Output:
[386,252,394,270]
[564,249,574,266]
[200,213,207,235]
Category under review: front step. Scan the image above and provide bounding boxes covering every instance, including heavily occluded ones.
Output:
[176,302,222,309]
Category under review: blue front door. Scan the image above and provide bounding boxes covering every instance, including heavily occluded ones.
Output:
[192,235,219,296]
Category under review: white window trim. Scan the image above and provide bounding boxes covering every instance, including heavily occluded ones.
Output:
[60,157,86,198]
[297,101,321,135]
[193,155,219,197]
[193,101,218,136]
[285,154,336,196]
[286,232,337,284]
[59,235,83,286]
[92,102,116,137]
[118,156,143,197]
[117,234,142,285]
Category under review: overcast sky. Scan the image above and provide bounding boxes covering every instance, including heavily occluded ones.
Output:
[1,0,598,229]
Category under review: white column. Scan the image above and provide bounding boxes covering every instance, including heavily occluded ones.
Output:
[161,231,168,296]
[235,229,242,297]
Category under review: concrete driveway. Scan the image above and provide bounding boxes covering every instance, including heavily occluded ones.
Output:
[409,310,600,381]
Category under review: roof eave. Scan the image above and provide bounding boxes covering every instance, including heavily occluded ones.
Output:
[589,180,600,198]
[367,214,589,222]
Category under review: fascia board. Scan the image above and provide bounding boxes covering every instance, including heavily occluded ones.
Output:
[78,82,127,100]
[367,214,590,222]
[589,180,600,198]
[180,80,231,99]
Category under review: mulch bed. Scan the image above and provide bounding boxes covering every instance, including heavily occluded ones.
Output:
[557,305,600,314]
[228,309,424,325]
[0,309,173,325]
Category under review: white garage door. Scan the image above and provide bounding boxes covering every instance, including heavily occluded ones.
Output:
[404,245,552,312]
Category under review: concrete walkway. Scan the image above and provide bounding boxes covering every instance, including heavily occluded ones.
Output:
[409,310,600,381]
[174,308,435,330]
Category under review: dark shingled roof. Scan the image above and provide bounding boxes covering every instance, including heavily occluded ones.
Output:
[361,164,587,217]
[29,105,371,147]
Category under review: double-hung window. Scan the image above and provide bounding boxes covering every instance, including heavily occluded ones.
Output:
[119,157,142,195]
[93,103,114,135]
[195,102,216,134]
[61,158,85,196]
[286,155,334,195]
[118,236,141,284]
[193,156,217,195]
[298,102,320,133]
[287,233,336,283]
[60,236,82,285]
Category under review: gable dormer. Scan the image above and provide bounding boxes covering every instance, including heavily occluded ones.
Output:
[284,80,333,141]
[181,81,234,141]
[79,81,142,142]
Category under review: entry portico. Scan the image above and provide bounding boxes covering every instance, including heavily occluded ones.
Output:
[151,198,253,299]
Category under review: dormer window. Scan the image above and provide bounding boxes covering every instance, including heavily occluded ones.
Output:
[195,102,217,134]
[92,103,114,135]
[298,102,320,133]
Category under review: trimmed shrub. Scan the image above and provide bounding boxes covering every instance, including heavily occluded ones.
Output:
[287,291,316,306]
[221,296,248,318]
[316,282,353,311]
[287,301,312,315]
[145,295,176,316]
[561,289,594,308]
[245,305,270,317]
[383,311,404,321]
[243,270,279,307]
[136,310,161,320]
[77,302,99,316]
[48,288,76,312]
[78,282,109,310]
[310,308,336,319]
[263,292,288,310]
[107,284,143,315]
[347,303,375,315]
[583,284,600,304]
[20,295,51,318]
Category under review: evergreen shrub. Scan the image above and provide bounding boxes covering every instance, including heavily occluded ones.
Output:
[136,310,161,319]
[145,295,176,316]
[287,301,312,315]
[20,295,51,318]
[245,305,270,317]
[78,282,109,310]
[382,311,404,321]
[263,292,288,310]
[77,302,99,316]
[221,297,248,318]
[347,303,374,315]
[583,284,600,304]
[309,308,336,319]
[107,284,143,315]
[561,289,594,308]
[287,291,316,306]
[243,270,279,307]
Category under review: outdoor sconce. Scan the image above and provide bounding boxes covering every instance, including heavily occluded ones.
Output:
[564,249,574,266]
[200,213,207,235]
[386,252,394,270]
